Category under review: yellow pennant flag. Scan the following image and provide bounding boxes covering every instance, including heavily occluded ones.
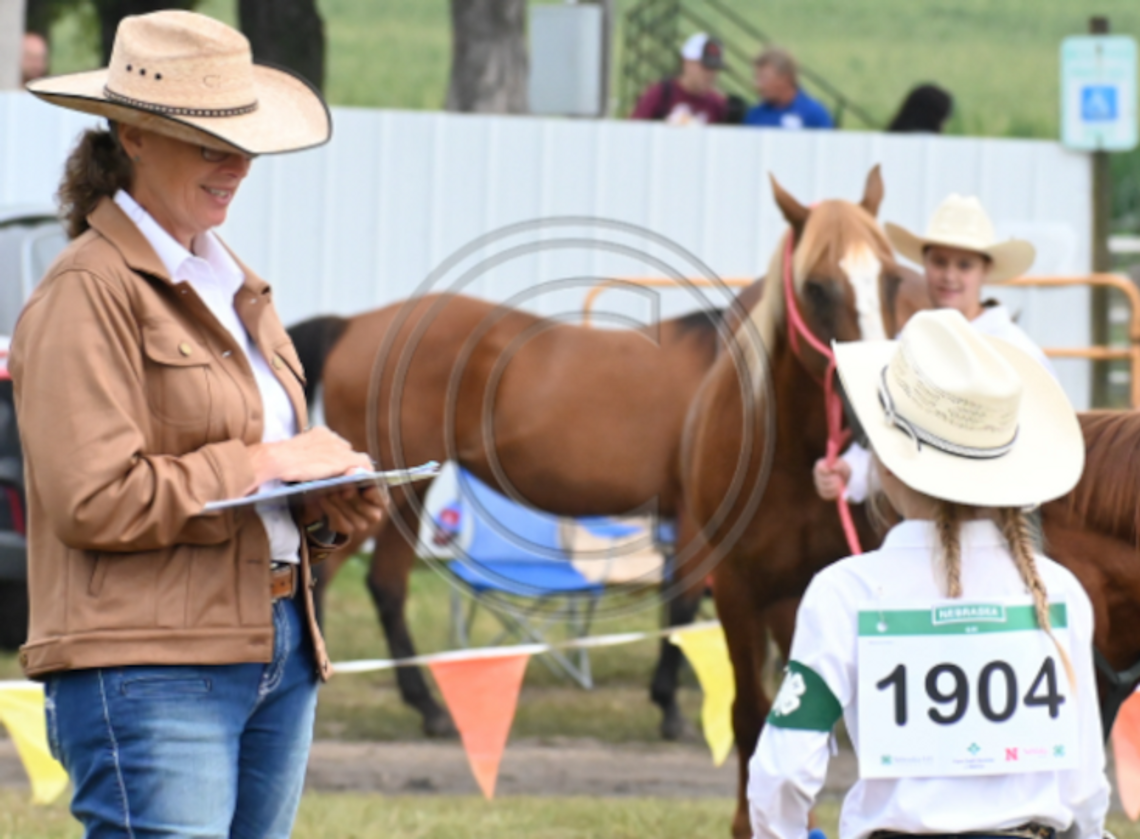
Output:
[670,625,736,766]
[0,683,68,804]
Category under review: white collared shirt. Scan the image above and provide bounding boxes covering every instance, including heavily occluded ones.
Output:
[748,520,1108,839]
[114,190,300,563]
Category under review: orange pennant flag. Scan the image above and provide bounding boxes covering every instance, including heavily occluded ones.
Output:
[429,653,530,799]
[1112,691,1140,820]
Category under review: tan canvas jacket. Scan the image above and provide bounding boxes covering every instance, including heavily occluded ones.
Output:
[10,197,333,680]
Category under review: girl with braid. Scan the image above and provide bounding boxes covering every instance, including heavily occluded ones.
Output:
[749,309,1108,839]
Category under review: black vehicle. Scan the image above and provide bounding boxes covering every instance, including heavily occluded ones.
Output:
[0,207,68,649]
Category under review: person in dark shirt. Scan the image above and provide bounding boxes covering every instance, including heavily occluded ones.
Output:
[744,47,833,130]
[631,32,727,125]
[887,84,954,133]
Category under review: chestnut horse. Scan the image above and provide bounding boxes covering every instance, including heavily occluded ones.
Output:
[290,284,758,736]
[679,180,907,837]
[289,168,928,739]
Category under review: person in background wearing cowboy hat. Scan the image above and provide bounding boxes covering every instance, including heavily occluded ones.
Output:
[750,308,1109,839]
[815,194,1054,505]
[631,32,728,125]
[11,11,387,837]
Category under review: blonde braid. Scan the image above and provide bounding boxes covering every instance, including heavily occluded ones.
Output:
[998,507,1076,688]
[934,501,962,597]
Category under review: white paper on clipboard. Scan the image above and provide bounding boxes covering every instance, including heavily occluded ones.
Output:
[203,461,441,512]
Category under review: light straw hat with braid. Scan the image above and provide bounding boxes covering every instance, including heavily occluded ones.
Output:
[26,10,329,156]
[834,309,1083,508]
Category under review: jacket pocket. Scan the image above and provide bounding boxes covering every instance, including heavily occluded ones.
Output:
[140,321,213,432]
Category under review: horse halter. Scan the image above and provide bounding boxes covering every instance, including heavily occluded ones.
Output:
[780,230,863,555]
[876,366,1019,460]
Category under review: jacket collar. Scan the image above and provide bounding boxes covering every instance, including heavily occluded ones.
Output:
[88,196,271,298]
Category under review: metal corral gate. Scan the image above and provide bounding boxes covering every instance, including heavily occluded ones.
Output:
[0,92,1094,406]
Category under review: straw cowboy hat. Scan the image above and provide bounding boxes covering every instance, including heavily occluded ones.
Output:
[26,10,329,156]
[884,195,1035,283]
[834,309,1082,508]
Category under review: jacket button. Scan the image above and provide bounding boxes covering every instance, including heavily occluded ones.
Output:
[178,342,193,357]
[271,356,283,370]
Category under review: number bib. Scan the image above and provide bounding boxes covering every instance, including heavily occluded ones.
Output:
[857,598,1079,779]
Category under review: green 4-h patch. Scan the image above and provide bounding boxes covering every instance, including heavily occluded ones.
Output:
[767,660,843,732]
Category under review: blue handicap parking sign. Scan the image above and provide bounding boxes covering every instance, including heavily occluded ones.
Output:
[1081,85,1118,122]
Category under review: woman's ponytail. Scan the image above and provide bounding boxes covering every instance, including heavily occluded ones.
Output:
[57,124,132,239]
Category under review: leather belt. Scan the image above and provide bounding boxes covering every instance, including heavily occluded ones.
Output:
[270,562,298,601]
[872,825,1055,839]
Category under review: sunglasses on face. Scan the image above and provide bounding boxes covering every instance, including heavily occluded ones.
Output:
[200,146,256,163]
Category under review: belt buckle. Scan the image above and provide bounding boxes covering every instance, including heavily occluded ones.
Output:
[270,562,297,601]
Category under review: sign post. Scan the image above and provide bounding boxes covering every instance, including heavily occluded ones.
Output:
[1061,20,1138,405]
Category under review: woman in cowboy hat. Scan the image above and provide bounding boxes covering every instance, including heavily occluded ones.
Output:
[815,194,1054,504]
[749,308,1108,839]
[11,11,386,837]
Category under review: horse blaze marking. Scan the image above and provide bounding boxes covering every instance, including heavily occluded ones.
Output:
[840,244,885,341]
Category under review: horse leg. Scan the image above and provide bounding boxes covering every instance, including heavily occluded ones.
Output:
[650,512,705,741]
[365,510,457,738]
[715,566,771,839]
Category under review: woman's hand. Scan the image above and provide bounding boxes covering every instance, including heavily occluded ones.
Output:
[246,426,371,489]
[812,457,851,501]
[309,482,389,538]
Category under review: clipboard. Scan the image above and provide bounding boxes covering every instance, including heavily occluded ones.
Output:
[203,461,441,512]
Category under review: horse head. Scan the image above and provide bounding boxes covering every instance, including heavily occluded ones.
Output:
[770,166,904,368]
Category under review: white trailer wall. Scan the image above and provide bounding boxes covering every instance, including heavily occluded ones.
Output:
[0,92,1093,405]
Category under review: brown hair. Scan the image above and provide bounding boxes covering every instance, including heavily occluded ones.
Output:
[58,125,133,239]
[754,47,798,87]
[934,500,1075,686]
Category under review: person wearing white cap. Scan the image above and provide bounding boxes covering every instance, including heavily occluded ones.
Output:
[12,10,388,837]
[631,32,727,125]
[749,308,1109,839]
[815,195,1055,505]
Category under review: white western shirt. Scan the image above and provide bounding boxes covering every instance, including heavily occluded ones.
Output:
[843,304,1056,503]
[747,520,1109,839]
[114,190,301,564]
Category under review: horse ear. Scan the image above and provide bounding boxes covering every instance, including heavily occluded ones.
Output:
[770,174,810,235]
[860,165,885,217]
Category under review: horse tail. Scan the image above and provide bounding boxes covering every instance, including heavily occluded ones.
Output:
[286,315,350,406]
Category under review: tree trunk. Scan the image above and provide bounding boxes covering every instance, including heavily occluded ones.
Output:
[447,0,527,114]
[92,0,195,64]
[238,0,325,92]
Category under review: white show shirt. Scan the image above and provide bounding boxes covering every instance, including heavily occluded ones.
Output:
[748,520,1109,839]
[114,190,301,564]
[843,304,1056,503]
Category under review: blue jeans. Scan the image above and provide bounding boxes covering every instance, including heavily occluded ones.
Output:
[45,595,318,839]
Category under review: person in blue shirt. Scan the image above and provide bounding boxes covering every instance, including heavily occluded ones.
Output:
[744,47,834,130]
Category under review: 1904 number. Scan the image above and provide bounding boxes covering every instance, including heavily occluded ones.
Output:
[875,657,1064,726]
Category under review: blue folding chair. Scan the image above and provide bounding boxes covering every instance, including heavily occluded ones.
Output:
[439,469,604,688]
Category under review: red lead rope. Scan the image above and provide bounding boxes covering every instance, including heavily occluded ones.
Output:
[780,232,863,556]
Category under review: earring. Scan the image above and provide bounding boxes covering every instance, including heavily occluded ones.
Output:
[132,155,140,163]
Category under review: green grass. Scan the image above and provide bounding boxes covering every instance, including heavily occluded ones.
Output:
[0,555,712,742]
[315,556,709,742]
[40,0,1140,136]
[10,792,1140,839]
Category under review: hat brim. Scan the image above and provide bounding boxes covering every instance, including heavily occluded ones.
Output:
[884,222,1035,284]
[834,337,1083,508]
[26,63,330,156]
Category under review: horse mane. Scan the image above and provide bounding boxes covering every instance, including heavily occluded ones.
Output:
[1064,411,1140,546]
[738,199,894,383]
